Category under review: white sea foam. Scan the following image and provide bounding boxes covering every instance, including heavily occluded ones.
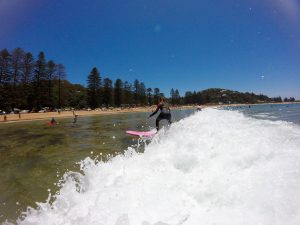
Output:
[17,109,300,225]
[253,113,277,119]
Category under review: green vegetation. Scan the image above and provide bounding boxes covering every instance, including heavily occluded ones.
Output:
[183,88,284,105]
[0,48,295,112]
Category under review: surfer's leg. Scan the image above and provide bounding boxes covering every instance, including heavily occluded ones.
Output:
[155,118,159,130]
[162,113,172,125]
[167,114,172,125]
[156,115,162,131]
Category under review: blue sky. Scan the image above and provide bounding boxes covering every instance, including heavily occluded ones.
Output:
[1,0,300,99]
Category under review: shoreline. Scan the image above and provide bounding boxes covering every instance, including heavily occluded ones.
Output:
[0,107,153,124]
[0,105,196,124]
[1,102,298,124]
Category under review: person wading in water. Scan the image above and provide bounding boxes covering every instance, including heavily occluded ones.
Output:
[149,97,172,131]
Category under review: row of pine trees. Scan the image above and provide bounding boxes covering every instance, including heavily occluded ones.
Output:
[1,48,292,112]
[86,67,180,108]
[0,48,66,111]
[0,48,172,111]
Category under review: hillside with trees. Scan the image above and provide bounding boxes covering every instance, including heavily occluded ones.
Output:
[0,48,296,112]
[183,88,273,105]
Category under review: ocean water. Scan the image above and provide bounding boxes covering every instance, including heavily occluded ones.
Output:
[12,106,300,225]
[224,103,300,125]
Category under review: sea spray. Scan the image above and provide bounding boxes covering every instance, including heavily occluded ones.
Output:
[16,109,300,225]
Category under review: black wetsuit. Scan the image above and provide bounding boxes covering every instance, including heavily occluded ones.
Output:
[149,102,172,130]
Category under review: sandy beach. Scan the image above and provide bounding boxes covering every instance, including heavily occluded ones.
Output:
[0,105,197,123]
[0,108,147,123]
[1,102,298,123]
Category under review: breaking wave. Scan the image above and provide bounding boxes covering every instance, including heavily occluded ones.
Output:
[15,109,300,225]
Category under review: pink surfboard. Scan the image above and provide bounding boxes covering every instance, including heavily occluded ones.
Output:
[126,130,157,137]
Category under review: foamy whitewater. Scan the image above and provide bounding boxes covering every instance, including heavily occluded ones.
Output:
[16,109,300,225]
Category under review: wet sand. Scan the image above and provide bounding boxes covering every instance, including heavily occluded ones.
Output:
[1,102,297,123]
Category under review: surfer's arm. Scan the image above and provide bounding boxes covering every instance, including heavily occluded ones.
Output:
[149,105,160,117]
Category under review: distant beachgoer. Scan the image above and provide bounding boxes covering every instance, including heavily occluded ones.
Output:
[18,112,21,119]
[4,114,7,122]
[73,114,78,123]
[50,117,57,125]
[149,97,172,131]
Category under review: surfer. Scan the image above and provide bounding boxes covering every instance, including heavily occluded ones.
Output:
[149,97,172,131]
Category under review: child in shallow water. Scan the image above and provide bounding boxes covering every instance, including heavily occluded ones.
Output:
[50,117,57,125]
